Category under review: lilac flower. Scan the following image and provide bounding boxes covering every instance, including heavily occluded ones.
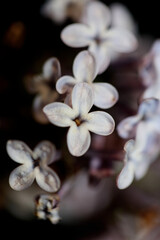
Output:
[7,140,61,192]
[43,82,115,156]
[25,57,61,124]
[117,119,160,189]
[117,98,160,139]
[61,1,138,73]
[41,0,92,24]
[56,50,118,109]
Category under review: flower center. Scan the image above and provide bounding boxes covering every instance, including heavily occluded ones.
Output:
[74,118,81,126]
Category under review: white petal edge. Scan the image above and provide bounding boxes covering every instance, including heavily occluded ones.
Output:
[6,140,33,164]
[105,28,138,53]
[56,76,76,94]
[93,82,119,109]
[117,162,135,189]
[72,82,94,117]
[82,1,111,33]
[35,167,61,192]
[117,115,141,139]
[67,124,91,157]
[9,165,35,191]
[61,23,93,47]
[43,57,61,80]
[73,50,97,83]
[86,111,115,135]
[33,141,56,165]
[43,102,75,127]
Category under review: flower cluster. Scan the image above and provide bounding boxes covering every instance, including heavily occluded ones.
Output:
[5,0,160,225]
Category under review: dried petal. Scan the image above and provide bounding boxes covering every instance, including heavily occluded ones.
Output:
[9,165,34,191]
[6,140,33,164]
[35,167,61,192]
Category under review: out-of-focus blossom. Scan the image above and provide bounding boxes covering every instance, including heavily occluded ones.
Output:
[7,140,61,192]
[25,57,61,124]
[43,82,115,156]
[139,39,160,87]
[110,3,137,34]
[117,98,160,139]
[61,1,137,74]
[35,194,60,224]
[117,115,160,189]
[41,0,92,24]
[56,50,118,109]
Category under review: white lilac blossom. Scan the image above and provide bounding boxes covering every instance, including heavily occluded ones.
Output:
[110,3,137,34]
[61,1,138,74]
[7,140,61,192]
[35,194,60,224]
[41,0,92,24]
[117,119,160,189]
[117,98,160,139]
[56,50,118,109]
[25,57,61,124]
[140,39,160,87]
[43,82,115,157]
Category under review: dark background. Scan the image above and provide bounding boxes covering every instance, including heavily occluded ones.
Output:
[0,0,160,238]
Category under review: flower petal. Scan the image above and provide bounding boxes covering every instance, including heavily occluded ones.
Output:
[86,111,115,135]
[43,102,75,127]
[93,82,119,109]
[35,167,61,192]
[42,57,61,80]
[105,28,138,53]
[117,115,141,139]
[110,3,137,33]
[73,51,97,83]
[117,162,135,189]
[6,140,33,164]
[72,82,94,116]
[67,124,91,156]
[33,141,56,165]
[56,76,76,94]
[89,42,111,74]
[82,1,111,33]
[9,165,35,191]
[61,23,93,47]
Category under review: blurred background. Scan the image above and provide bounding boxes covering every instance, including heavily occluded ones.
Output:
[0,0,160,239]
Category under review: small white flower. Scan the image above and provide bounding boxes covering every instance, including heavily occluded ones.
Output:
[61,1,137,73]
[41,0,92,24]
[43,82,115,156]
[25,57,61,124]
[117,120,160,189]
[56,50,118,109]
[117,98,160,139]
[7,140,61,192]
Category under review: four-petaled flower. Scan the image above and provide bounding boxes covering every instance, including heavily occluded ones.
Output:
[7,140,61,192]
[61,1,138,74]
[117,98,160,139]
[56,50,118,109]
[43,82,115,157]
[25,57,61,124]
[117,119,160,189]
